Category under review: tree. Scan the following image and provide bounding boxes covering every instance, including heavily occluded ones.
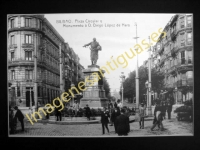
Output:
[103,77,111,98]
[122,65,164,104]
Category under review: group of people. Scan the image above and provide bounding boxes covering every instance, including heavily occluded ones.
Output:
[55,100,92,121]
[9,106,25,134]
[101,99,135,136]
[151,99,173,131]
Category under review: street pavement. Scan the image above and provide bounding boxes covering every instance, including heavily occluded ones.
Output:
[10,116,193,137]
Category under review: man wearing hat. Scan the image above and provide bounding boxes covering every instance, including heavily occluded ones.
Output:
[73,100,79,117]
[115,108,135,136]
[85,104,92,120]
[14,106,24,132]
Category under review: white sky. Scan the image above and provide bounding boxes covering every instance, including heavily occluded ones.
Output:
[45,13,175,93]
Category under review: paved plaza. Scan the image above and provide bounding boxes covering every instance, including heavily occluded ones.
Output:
[10,116,193,137]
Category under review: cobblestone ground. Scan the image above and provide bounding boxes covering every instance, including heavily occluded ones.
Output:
[10,117,193,137]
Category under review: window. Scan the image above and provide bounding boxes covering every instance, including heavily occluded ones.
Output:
[25,18,31,27]
[25,35,32,44]
[180,17,185,28]
[25,70,33,79]
[187,16,192,27]
[39,20,42,29]
[188,51,192,64]
[25,51,32,60]
[187,32,192,45]
[181,51,185,65]
[180,32,185,47]
[38,86,40,97]
[11,70,15,80]
[10,35,15,45]
[11,52,14,61]
[10,19,15,28]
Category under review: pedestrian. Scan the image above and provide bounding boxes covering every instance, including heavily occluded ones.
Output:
[115,108,134,136]
[108,99,114,126]
[167,100,173,119]
[117,99,123,110]
[14,106,25,132]
[73,100,79,117]
[9,106,17,134]
[161,101,167,119]
[151,102,164,131]
[114,100,118,108]
[111,106,121,133]
[138,103,146,129]
[101,107,110,135]
[85,104,91,120]
[55,101,62,121]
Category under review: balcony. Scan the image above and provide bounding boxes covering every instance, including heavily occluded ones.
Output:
[22,43,34,48]
[177,58,193,67]
[9,44,17,49]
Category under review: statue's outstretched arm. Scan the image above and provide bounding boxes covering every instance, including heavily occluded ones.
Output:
[83,42,91,47]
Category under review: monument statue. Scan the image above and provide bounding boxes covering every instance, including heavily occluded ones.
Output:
[83,38,102,65]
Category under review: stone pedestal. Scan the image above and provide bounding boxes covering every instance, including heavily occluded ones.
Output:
[80,65,108,108]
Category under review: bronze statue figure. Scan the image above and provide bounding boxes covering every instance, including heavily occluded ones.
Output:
[83,38,102,65]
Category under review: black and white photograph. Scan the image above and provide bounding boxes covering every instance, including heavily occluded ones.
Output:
[7,13,193,137]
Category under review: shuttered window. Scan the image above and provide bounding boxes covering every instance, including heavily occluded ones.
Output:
[187,16,192,27]
[11,70,15,80]
[187,32,192,45]
[25,18,31,27]
[25,51,32,60]
[11,52,14,61]
[180,32,185,47]
[25,70,33,79]
[188,51,192,64]
[11,35,15,45]
[180,17,185,28]
[11,19,15,28]
[181,51,185,65]
[25,35,32,44]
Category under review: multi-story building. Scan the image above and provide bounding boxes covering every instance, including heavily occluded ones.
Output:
[7,14,84,112]
[145,14,193,105]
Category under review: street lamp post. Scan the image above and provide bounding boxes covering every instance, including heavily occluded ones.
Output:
[120,72,125,107]
[148,36,152,116]
[34,34,38,111]
[133,22,140,112]
[145,80,149,115]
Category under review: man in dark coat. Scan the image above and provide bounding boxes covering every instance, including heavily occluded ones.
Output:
[114,101,118,108]
[14,106,24,131]
[9,106,17,134]
[115,108,133,136]
[101,107,110,134]
[111,106,121,133]
[85,104,91,120]
[151,102,164,131]
[167,100,173,119]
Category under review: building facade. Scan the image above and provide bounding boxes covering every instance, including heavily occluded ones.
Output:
[147,14,193,105]
[8,14,84,111]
